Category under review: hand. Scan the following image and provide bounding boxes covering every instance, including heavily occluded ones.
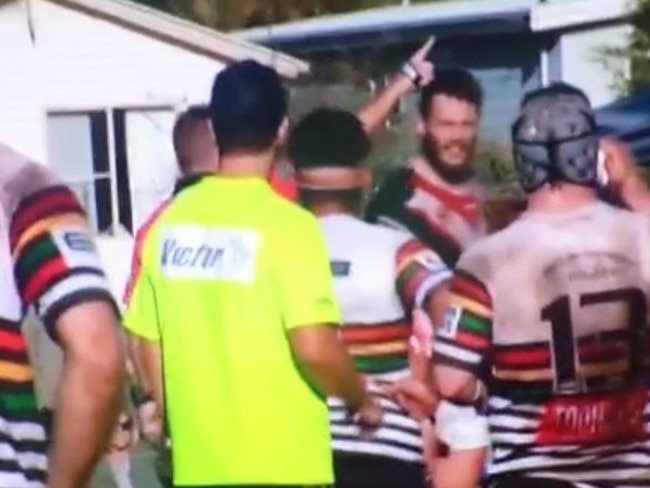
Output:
[397,37,435,91]
[384,378,437,421]
[352,395,383,433]
[600,138,640,192]
[108,413,138,453]
[137,400,163,445]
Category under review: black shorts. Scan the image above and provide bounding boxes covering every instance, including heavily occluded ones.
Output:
[333,452,426,488]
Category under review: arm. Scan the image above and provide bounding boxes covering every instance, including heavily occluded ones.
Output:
[123,221,159,402]
[433,269,492,402]
[289,326,366,410]
[395,238,452,385]
[123,264,165,428]
[430,269,491,488]
[10,185,124,488]
[281,215,369,413]
[431,445,487,488]
[357,38,434,134]
[52,302,125,480]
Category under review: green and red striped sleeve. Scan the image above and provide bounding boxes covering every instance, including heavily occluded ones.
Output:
[395,238,451,311]
[10,186,117,340]
[433,268,492,377]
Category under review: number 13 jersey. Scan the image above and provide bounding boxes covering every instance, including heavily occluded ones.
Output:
[434,201,650,486]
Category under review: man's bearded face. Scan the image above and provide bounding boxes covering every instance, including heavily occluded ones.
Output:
[420,94,479,184]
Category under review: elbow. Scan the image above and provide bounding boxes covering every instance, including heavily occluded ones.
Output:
[436,381,465,401]
[434,365,472,401]
[293,343,328,371]
[71,331,126,399]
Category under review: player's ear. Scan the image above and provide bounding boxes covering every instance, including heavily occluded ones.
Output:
[277,117,290,146]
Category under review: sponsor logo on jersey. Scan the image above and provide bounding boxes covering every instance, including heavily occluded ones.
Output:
[439,305,461,338]
[330,260,351,277]
[63,231,94,252]
[51,226,103,270]
[537,387,646,446]
[160,226,260,282]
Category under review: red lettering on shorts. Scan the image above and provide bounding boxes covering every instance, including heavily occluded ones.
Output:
[537,387,647,446]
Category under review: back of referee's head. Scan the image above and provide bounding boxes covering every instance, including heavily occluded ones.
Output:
[209,60,288,157]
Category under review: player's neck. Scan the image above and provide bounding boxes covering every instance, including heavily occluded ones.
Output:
[218,151,275,179]
[527,184,598,213]
[309,201,358,218]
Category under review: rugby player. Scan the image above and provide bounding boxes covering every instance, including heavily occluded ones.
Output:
[122,105,218,488]
[290,107,488,488]
[0,143,124,487]
[365,67,486,266]
[434,82,650,488]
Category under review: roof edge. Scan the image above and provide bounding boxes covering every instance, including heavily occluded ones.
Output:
[235,0,536,45]
[530,0,631,32]
[49,0,310,78]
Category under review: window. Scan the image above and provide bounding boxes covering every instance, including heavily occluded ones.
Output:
[47,109,177,234]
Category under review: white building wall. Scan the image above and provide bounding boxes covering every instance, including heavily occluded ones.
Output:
[0,2,45,163]
[0,0,226,163]
[559,23,630,108]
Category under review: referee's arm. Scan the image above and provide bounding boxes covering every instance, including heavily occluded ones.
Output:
[123,266,164,418]
[280,215,369,413]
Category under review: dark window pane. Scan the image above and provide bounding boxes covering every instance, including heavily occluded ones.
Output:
[90,111,110,173]
[94,176,113,233]
[113,109,133,234]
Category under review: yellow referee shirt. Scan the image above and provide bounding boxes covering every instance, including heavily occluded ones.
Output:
[124,176,340,486]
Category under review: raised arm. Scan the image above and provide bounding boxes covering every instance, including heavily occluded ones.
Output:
[357,38,434,134]
[10,184,124,488]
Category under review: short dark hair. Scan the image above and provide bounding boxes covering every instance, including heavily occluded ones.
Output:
[172,105,213,175]
[288,108,371,170]
[209,60,288,156]
[418,68,483,119]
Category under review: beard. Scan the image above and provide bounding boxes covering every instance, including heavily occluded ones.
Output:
[420,134,475,185]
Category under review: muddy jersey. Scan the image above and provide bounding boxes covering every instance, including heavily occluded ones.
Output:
[365,160,485,269]
[320,215,489,463]
[434,201,650,487]
[0,143,115,487]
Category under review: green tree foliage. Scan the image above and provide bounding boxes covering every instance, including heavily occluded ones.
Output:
[136,0,414,31]
[596,0,650,95]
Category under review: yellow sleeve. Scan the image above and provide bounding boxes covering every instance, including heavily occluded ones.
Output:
[277,212,341,330]
[123,250,160,342]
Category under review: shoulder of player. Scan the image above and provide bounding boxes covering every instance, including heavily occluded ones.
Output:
[454,225,515,288]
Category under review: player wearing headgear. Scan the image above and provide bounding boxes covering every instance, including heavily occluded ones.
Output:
[433,82,650,488]
[290,108,488,488]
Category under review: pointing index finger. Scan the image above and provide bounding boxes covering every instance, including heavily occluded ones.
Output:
[412,36,435,62]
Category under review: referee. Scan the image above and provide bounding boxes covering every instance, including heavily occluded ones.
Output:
[124,60,381,488]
